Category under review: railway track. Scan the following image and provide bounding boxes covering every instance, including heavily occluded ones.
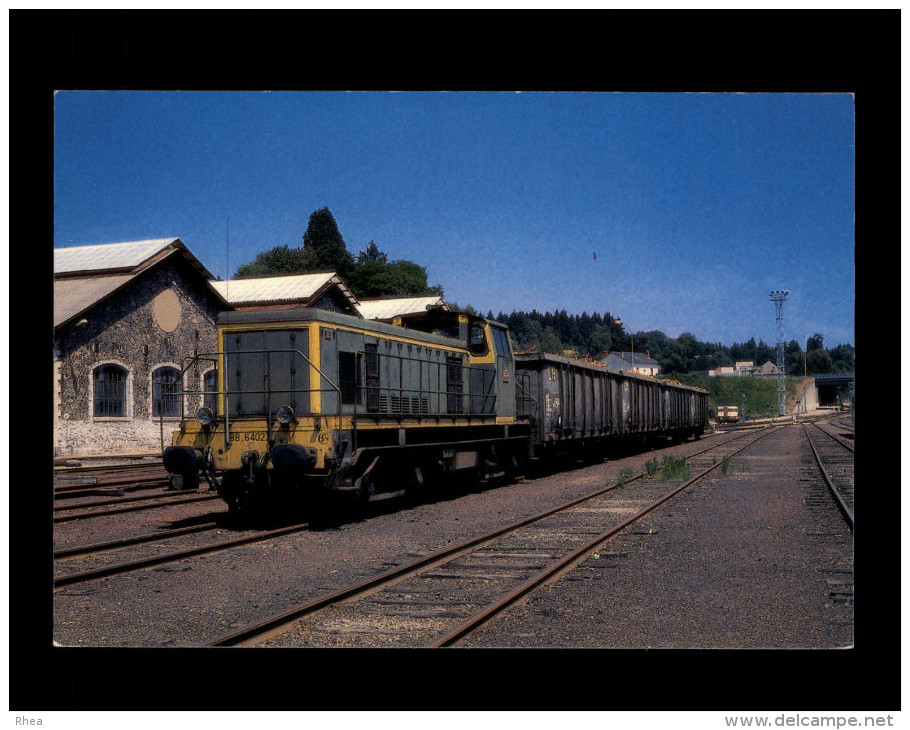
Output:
[197,426,779,648]
[53,519,310,588]
[53,490,220,523]
[803,421,854,530]
[811,419,855,453]
[54,461,169,498]
[799,419,854,606]
[54,520,221,559]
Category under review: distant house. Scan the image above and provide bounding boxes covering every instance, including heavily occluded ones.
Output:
[708,366,736,377]
[600,351,661,376]
[709,360,776,377]
[54,238,229,457]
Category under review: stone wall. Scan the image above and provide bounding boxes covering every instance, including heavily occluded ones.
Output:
[54,258,222,456]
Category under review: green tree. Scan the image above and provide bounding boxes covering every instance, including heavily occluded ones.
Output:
[301,207,354,275]
[828,344,855,372]
[807,333,825,351]
[588,322,614,356]
[234,206,354,279]
[807,349,833,374]
[357,240,388,264]
[345,239,443,299]
[784,340,803,375]
[347,257,444,299]
[540,326,563,354]
[233,244,310,279]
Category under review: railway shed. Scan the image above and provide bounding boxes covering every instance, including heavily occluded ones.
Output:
[54,239,229,457]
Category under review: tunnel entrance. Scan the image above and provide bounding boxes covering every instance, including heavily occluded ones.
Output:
[814,374,854,408]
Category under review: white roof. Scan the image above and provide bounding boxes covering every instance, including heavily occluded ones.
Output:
[54,238,182,275]
[357,296,448,321]
[210,272,357,306]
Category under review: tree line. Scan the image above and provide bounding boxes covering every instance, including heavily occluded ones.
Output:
[232,206,853,376]
[478,310,853,376]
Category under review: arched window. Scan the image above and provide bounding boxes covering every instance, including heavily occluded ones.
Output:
[202,369,218,414]
[93,364,128,417]
[152,366,182,418]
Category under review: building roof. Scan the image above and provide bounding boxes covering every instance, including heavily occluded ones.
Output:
[54,275,135,328]
[54,238,224,329]
[209,272,360,311]
[54,238,214,279]
[603,351,660,367]
[356,296,448,322]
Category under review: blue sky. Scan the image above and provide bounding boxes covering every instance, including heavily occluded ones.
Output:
[54,90,855,347]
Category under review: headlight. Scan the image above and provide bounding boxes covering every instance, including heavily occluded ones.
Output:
[196,407,215,426]
[276,404,295,425]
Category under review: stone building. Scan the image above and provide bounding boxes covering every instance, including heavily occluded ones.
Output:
[53,239,228,456]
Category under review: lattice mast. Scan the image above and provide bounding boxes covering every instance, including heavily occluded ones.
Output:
[770,290,789,416]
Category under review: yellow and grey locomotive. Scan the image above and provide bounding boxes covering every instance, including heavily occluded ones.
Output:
[163,307,528,515]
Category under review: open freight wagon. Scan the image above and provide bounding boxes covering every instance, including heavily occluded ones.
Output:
[513,352,708,459]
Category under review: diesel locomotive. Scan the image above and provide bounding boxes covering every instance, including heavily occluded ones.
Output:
[162,306,707,516]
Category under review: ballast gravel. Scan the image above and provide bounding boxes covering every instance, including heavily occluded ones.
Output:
[52,426,853,650]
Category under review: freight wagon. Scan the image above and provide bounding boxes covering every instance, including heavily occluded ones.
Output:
[514,352,708,459]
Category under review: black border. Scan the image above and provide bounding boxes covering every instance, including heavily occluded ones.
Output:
[16,9,894,712]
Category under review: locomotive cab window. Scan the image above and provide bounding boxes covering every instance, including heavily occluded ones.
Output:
[339,351,362,405]
[492,327,511,357]
[469,325,489,356]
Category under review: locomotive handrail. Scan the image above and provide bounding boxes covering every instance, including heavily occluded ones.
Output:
[157,349,343,455]
[220,347,342,451]
[158,355,219,456]
[160,343,516,465]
